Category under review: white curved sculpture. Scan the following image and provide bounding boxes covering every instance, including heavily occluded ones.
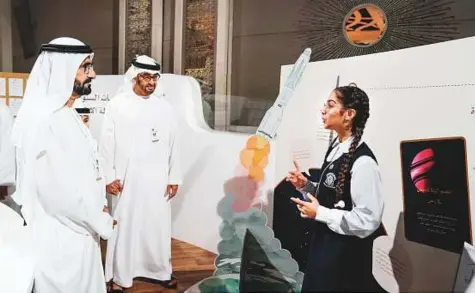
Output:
[158,74,277,254]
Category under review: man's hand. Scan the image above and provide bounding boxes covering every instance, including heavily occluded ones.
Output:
[286,159,308,189]
[106,179,123,196]
[166,185,179,200]
[290,193,319,219]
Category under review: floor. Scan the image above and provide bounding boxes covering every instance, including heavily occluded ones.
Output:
[101,238,217,293]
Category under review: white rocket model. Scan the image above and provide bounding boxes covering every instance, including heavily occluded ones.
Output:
[256,48,312,140]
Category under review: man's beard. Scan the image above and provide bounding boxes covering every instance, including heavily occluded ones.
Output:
[141,83,156,95]
[73,78,92,96]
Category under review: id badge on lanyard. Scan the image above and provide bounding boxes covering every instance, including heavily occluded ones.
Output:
[151,128,160,143]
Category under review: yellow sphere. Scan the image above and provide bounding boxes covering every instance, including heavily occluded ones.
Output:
[249,166,265,182]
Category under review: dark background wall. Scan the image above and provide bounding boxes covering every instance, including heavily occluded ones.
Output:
[229,0,475,126]
[11,0,118,74]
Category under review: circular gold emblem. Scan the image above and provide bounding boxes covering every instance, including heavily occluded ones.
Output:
[343,4,387,47]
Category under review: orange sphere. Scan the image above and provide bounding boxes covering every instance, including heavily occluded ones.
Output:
[240,149,254,169]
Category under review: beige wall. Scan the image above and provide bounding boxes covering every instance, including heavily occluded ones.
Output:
[12,0,117,74]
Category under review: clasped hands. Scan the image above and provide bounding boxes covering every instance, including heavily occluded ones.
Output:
[104,179,122,228]
[106,179,123,195]
[286,159,319,219]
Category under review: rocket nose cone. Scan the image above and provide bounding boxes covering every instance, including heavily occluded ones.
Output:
[304,48,312,55]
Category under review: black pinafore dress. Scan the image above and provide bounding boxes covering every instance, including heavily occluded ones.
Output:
[301,141,386,292]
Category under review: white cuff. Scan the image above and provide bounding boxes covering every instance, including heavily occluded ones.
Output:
[315,205,333,224]
[168,178,182,185]
[103,169,116,186]
[315,205,346,227]
[92,212,114,240]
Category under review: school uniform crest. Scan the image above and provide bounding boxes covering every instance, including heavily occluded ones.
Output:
[324,172,337,188]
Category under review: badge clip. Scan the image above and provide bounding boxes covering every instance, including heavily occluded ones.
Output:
[151,128,160,143]
[334,200,345,208]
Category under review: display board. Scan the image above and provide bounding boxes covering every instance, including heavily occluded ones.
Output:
[276,37,475,292]
[0,72,28,117]
[400,137,471,254]
[82,75,124,140]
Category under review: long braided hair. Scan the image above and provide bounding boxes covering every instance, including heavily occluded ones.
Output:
[334,84,370,200]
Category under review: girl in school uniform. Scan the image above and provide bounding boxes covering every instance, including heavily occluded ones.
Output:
[287,84,386,292]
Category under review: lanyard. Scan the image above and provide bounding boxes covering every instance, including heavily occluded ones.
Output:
[71,109,102,181]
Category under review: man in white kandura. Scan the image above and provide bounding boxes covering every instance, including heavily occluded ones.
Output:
[0,201,34,293]
[101,55,182,292]
[10,37,116,293]
[0,103,30,293]
[0,103,15,202]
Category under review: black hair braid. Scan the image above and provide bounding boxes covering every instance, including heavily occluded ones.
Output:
[333,84,370,200]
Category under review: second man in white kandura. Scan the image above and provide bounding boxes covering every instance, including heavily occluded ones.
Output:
[100,55,182,292]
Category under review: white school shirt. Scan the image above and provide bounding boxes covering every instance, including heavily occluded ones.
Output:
[300,137,384,238]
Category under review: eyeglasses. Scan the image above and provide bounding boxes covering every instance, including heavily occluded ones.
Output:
[81,62,94,75]
[139,74,159,82]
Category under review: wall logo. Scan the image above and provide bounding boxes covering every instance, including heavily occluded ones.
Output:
[296,0,461,61]
[344,4,387,47]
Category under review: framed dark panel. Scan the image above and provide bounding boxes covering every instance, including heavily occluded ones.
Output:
[400,137,471,254]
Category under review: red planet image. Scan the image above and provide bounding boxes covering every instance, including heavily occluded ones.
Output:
[410,148,435,192]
